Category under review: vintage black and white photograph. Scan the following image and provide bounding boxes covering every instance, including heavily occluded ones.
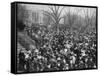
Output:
[16,2,97,73]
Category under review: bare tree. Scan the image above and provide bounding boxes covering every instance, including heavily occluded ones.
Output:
[64,7,81,31]
[82,8,96,33]
[42,5,65,33]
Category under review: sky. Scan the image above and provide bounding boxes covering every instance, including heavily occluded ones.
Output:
[18,3,96,25]
[18,3,96,17]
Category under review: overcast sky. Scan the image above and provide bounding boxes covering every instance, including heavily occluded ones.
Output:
[19,3,96,18]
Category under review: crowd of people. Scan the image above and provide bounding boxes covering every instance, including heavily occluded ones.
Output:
[17,25,97,72]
